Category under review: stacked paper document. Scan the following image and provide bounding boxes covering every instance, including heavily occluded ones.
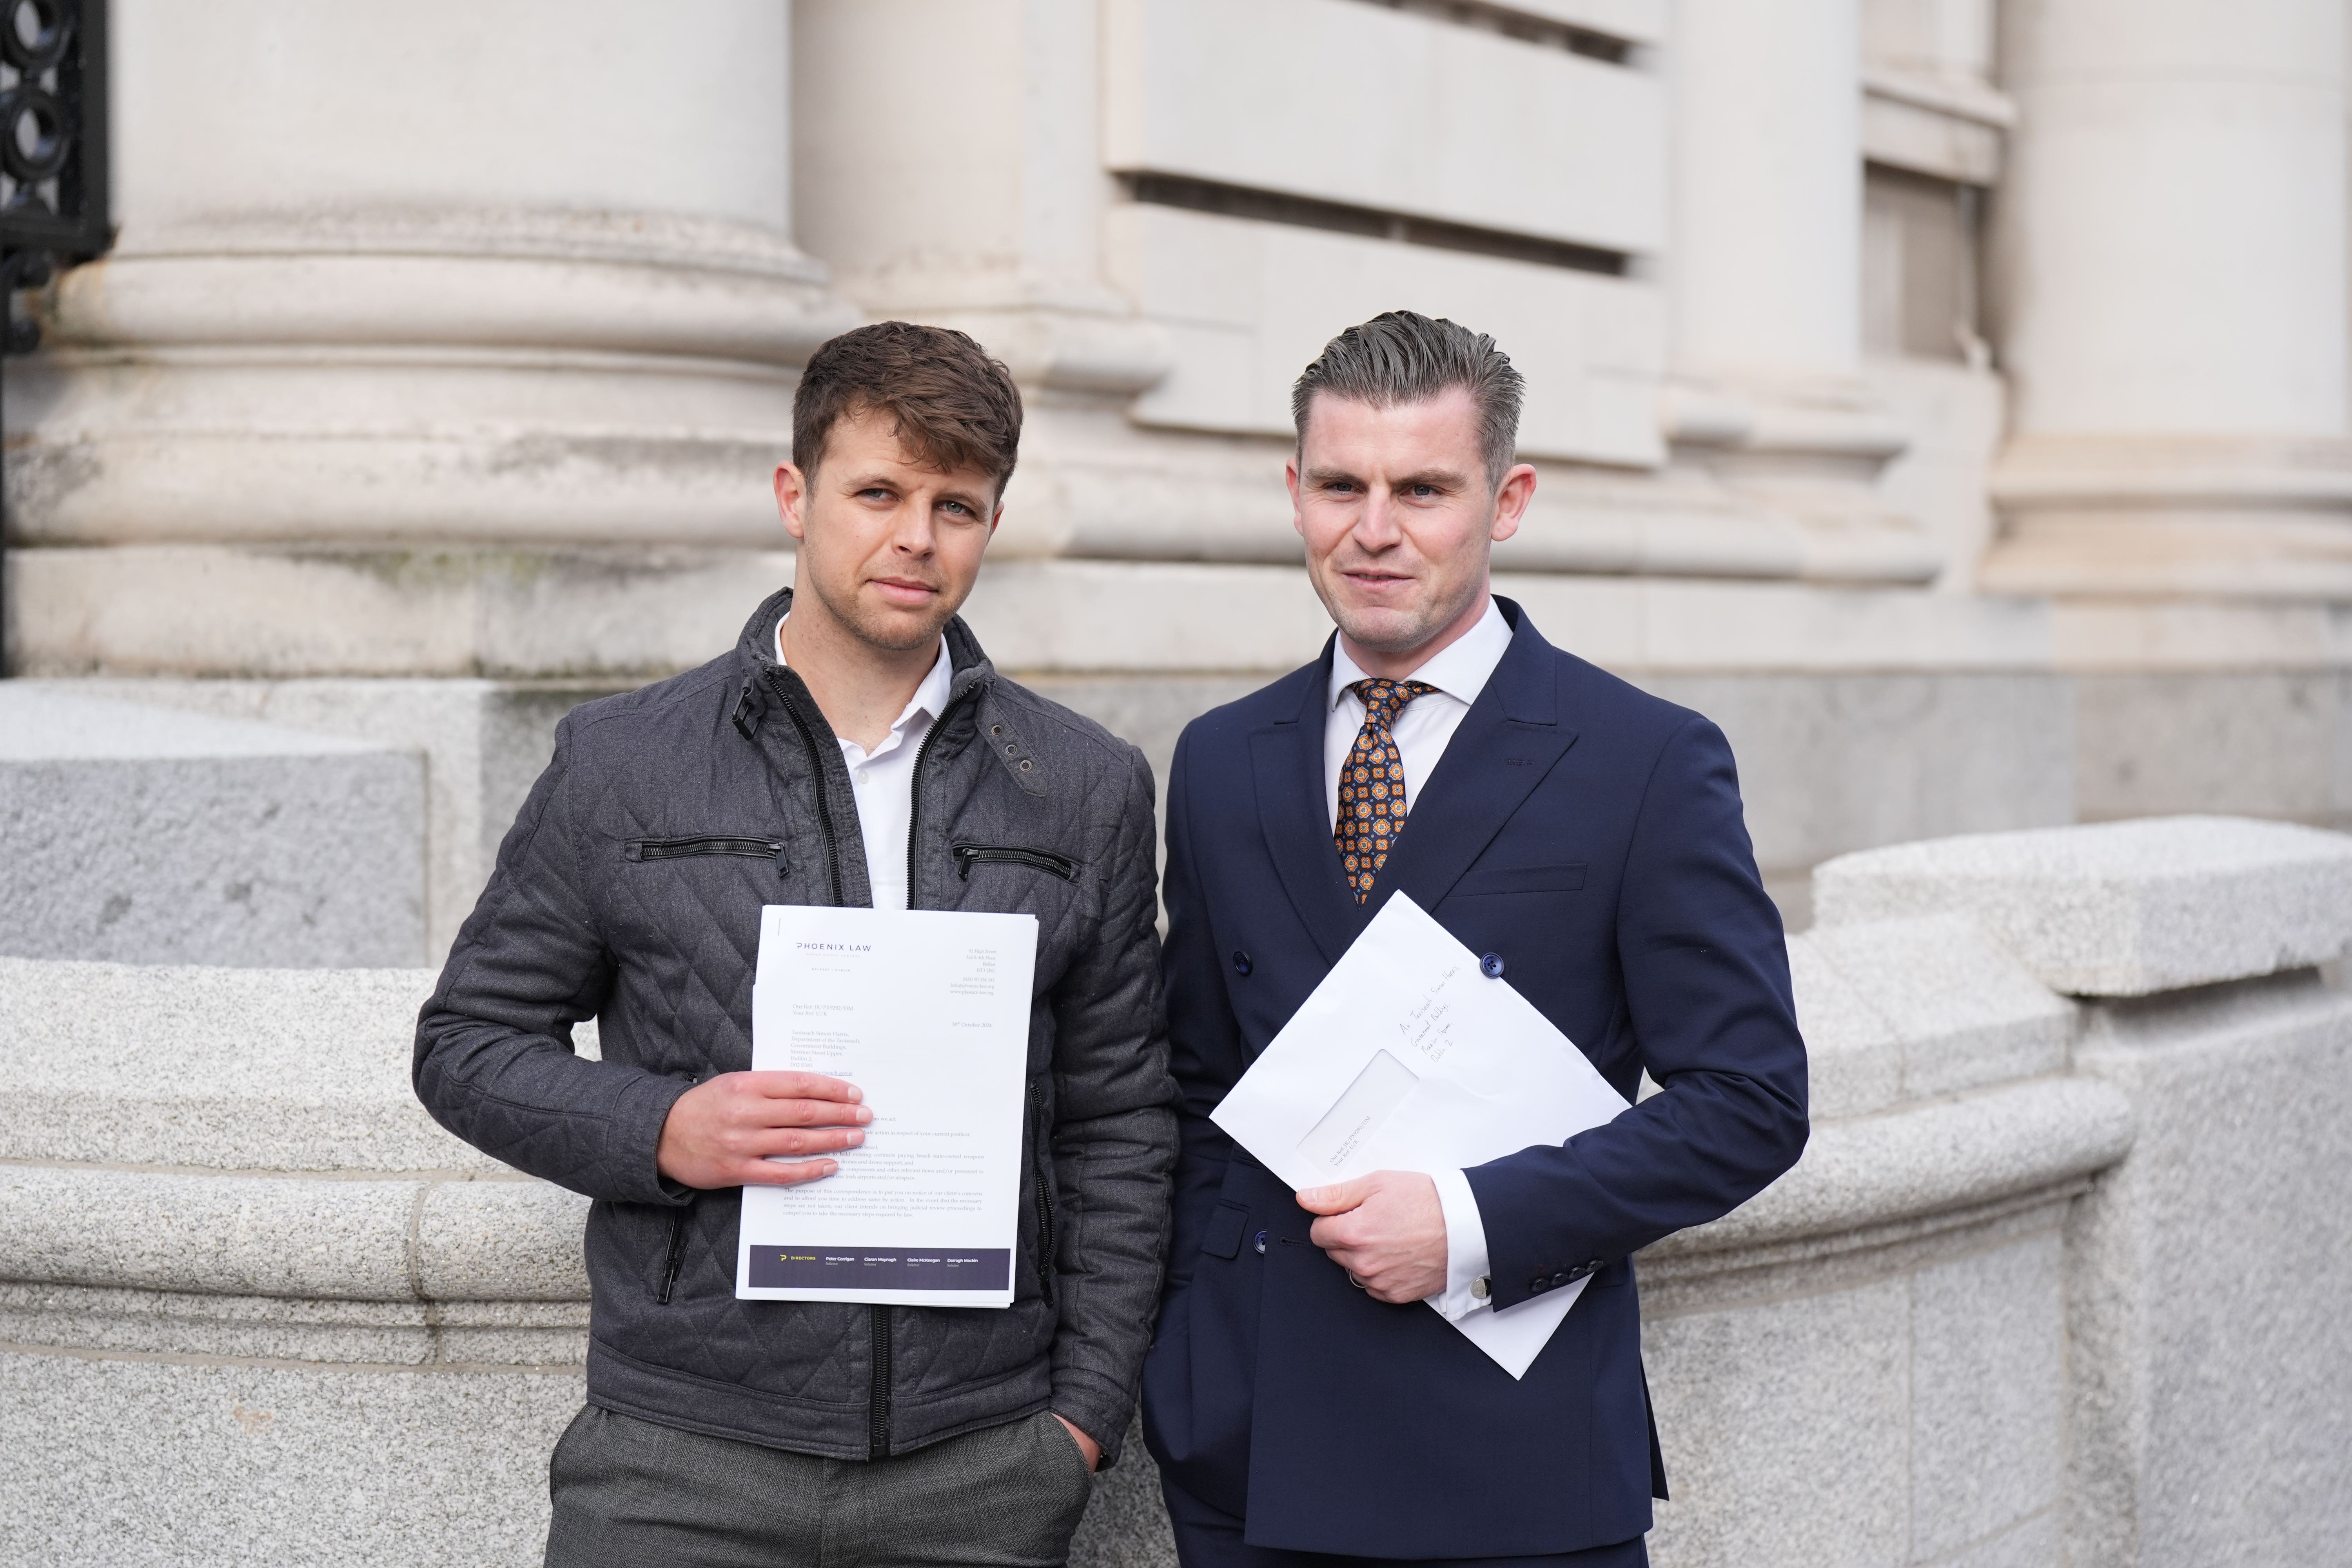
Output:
[1211,893,1630,1377]
[737,904,1038,1308]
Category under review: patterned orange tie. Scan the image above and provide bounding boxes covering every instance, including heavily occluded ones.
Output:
[1335,678,1436,902]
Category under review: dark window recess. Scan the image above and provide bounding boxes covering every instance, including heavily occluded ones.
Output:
[1348,0,1635,63]
[951,844,1080,882]
[626,836,789,878]
[1125,173,1629,278]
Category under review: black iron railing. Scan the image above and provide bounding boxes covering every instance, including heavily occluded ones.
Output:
[2,0,110,355]
[1,0,109,671]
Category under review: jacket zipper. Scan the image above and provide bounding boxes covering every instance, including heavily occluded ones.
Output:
[915,696,1062,1314]
[627,835,789,878]
[657,675,808,1310]
[659,1073,706,1304]
[771,671,889,1449]
[1027,1080,1060,1307]
[848,684,986,1460]
[929,706,1063,1309]
[657,1196,697,1303]
[904,688,978,901]
[951,843,1078,882]
[770,677,846,907]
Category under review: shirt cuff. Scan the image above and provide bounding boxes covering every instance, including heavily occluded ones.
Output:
[1426,1167,1492,1323]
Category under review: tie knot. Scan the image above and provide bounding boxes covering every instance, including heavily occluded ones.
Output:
[1349,678,1436,725]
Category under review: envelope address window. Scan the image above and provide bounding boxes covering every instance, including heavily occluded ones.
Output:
[1296,1049,1421,1174]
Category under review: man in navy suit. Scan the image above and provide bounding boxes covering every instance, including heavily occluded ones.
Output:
[1141,312,1810,1566]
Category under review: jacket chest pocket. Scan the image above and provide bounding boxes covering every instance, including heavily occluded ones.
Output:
[948,844,1087,970]
[1438,862,1589,951]
[951,842,1079,883]
[625,835,791,880]
[1448,861,1586,897]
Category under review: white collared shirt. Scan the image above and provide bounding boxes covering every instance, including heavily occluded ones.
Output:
[1323,596,1512,1323]
[777,617,954,913]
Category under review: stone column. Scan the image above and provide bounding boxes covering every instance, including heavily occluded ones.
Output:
[1665,0,1929,579]
[791,0,1171,563]
[3,0,857,679]
[1983,0,2352,597]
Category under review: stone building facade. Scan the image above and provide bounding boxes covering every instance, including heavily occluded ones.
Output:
[7,0,2349,949]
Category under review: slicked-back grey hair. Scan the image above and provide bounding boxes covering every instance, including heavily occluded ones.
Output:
[1290,310,1526,489]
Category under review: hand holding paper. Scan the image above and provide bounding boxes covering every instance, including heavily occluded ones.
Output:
[1295,1169,1450,1304]
[736,903,1040,1309]
[1210,893,1632,1377]
[657,1070,871,1189]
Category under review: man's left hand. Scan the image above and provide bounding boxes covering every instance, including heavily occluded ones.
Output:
[1053,1413,1102,1472]
[1297,1170,1448,1304]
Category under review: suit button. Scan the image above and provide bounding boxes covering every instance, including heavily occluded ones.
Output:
[1253,1230,1267,1256]
[1232,951,1252,976]
[1480,952,1505,979]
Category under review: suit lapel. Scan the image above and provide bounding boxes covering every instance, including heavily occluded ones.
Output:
[1374,604,1580,915]
[1250,644,1368,967]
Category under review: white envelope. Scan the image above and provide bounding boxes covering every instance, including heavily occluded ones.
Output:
[1210,893,1631,1377]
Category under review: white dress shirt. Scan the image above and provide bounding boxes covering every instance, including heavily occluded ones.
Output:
[1324,596,1512,1322]
[777,617,954,913]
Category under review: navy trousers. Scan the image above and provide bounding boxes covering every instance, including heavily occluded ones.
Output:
[1160,1478,1650,1568]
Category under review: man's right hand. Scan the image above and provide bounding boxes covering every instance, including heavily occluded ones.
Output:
[655,1071,871,1190]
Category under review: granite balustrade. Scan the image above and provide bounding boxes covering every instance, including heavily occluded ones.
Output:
[2,815,2347,1567]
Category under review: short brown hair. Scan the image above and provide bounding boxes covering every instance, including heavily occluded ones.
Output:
[793,321,1024,499]
[1292,310,1524,488]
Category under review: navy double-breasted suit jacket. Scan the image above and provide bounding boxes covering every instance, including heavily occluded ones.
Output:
[1140,600,1809,1559]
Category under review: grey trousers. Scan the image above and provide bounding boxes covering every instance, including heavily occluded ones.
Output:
[544,1405,1096,1568]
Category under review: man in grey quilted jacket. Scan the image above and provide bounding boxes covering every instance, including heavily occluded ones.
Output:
[415,322,1177,1568]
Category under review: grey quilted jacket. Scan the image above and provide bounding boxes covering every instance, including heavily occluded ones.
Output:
[414,587,1176,1465]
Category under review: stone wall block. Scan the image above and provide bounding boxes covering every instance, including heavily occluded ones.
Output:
[1813,815,2352,995]
[0,1078,493,1176]
[1802,913,2077,1103]
[1650,1077,2132,1261]
[1635,672,2076,887]
[0,1282,441,1367]
[416,1180,595,1302]
[1935,1512,2062,1568]
[430,1299,593,1368]
[48,677,601,963]
[1785,933,1905,1119]
[0,1355,581,1568]
[0,1167,421,1300]
[2067,971,2352,1568]
[0,1281,588,1370]
[1908,1232,2066,1561]
[2074,671,2352,829]
[1646,1280,1909,1568]
[0,689,427,968]
[0,958,492,1172]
